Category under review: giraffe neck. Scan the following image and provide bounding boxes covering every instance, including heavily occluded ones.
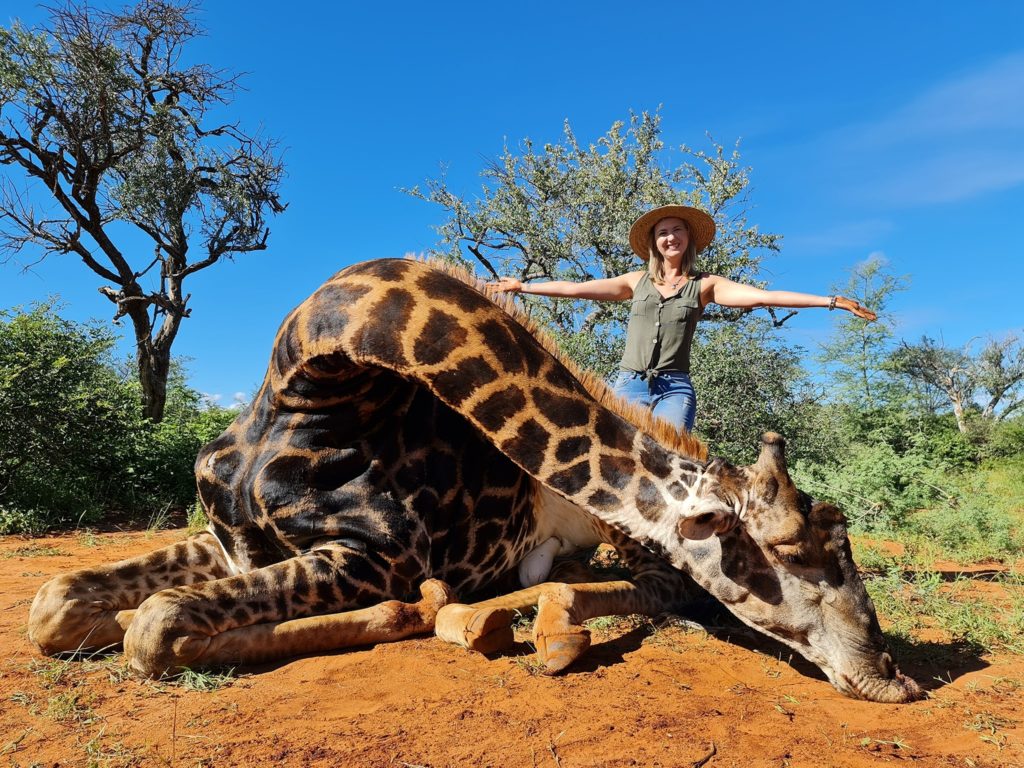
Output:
[275,258,709,561]
[532,414,706,556]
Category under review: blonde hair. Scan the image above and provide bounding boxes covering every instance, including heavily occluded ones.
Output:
[646,219,697,284]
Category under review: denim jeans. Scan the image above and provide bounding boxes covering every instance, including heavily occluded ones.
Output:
[610,370,697,432]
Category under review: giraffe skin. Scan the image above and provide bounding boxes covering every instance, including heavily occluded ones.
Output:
[28,258,921,702]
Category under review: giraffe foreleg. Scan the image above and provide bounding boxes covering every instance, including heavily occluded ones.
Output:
[122,544,453,678]
[433,557,613,655]
[28,532,230,657]
[532,545,696,674]
[437,550,696,674]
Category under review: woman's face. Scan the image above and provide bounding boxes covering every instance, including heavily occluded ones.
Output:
[653,217,690,259]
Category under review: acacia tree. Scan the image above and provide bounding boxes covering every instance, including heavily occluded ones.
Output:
[407,111,781,376]
[817,256,909,411]
[0,0,285,421]
[891,334,1024,433]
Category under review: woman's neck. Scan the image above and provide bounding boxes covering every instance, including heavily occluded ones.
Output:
[661,257,686,282]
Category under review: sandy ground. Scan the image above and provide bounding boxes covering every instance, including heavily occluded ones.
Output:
[1,529,1022,768]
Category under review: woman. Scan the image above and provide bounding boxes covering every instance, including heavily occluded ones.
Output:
[489,204,876,432]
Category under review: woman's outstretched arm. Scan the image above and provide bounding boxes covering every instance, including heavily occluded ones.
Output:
[488,272,642,302]
[701,275,877,320]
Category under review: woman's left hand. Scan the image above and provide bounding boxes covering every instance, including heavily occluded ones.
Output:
[834,296,877,321]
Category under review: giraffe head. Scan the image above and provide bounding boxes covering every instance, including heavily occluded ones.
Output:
[672,433,922,703]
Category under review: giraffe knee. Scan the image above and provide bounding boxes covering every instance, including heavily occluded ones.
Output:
[28,573,122,656]
[123,591,212,679]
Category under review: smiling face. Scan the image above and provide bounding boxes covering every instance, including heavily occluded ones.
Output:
[652,217,690,260]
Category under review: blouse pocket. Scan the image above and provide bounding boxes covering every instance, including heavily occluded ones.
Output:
[667,296,700,323]
[631,295,657,318]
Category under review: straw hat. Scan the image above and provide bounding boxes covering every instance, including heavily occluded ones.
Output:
[628,204,716,259]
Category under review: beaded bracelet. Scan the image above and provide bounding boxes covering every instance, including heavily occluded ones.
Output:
[828,296,837,311]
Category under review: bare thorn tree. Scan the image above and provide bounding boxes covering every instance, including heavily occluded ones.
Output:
[0,0,286,420]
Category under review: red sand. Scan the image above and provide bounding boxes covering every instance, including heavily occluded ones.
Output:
[2,529,1021,767]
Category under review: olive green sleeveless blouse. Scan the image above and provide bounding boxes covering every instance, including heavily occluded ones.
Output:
[619,272,703,376]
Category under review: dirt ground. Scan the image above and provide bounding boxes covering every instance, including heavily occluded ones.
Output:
[1,530,1022,768]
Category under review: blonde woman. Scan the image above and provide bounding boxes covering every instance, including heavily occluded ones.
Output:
[490,204,875,431]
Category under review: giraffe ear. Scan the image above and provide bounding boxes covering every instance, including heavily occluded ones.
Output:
[676,501,738,540]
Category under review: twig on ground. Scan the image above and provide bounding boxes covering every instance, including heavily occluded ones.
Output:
[692,741,717,768]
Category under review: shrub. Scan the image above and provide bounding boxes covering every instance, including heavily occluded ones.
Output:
[0,304,137,529]
[0,304,237,533]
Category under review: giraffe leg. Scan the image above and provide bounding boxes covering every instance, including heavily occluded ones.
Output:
[28,532,230,657]
[434,587,542,655]
[533,579,651,674]
[434,558,610,654]
[534,542,701,674]
[437,553,695,674]
[121,544,452,678]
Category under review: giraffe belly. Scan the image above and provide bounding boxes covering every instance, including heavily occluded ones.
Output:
[515,485,614,586]
[533,483,608,550]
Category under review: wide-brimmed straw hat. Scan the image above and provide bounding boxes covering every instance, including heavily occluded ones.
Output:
[628,204,716,259]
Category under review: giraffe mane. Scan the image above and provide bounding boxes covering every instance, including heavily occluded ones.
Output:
[407,255,709,463]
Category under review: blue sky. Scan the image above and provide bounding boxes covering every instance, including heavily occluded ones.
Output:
[2,1,1023,404]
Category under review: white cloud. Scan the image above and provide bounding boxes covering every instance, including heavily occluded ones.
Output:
[828,52,1024,206]
[850,52,1024,147]
[863,148,1024,205]
[785,219,894,251]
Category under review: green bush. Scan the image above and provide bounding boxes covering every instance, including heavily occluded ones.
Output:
[0,304,237,533]
[792,441,943,534]
[0,304,136,529]
[906,455,1024,561]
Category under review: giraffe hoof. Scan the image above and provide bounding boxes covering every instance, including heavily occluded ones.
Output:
[435,604,515,654]
[123,593,212,679]
[534,629,591,675]
[418,579,456,616]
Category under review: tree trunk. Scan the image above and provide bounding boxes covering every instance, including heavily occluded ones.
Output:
[950,397,968,434]
[137,343,171,423]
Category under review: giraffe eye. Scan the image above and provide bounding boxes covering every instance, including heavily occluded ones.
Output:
[770,543,809,566]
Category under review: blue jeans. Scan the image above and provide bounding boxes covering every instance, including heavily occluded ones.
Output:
[610,370,697,432]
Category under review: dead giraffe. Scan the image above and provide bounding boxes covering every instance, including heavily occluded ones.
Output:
[28,258,921,703]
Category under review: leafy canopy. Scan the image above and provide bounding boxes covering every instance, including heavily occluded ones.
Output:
[407,111,780,376]
[0,0,285,420]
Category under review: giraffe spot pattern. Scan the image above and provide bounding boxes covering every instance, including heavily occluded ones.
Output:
[346,258,412,282]
[635,477,667,522]
[500,418,551,475]
[305,282,371,340]
[599,454,635,491]
[472,385,528,432]
[639,435,672,479]
[477,318,525,375]
[498,317,549,377]
[547,459,592,496]
[274,314,304,378]
[416,270,493,313]
[595,409,635,452]
[587,489,621,511]
[414,309,468,365]
[428,356,498,406]
[555,435,592,464]
[362,288,416,367]
[531,386,591,428]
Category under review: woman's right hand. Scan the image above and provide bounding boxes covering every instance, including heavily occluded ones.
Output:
[487,277,523,294]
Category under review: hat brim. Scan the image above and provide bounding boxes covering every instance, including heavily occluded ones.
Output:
[628,205,716,259]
